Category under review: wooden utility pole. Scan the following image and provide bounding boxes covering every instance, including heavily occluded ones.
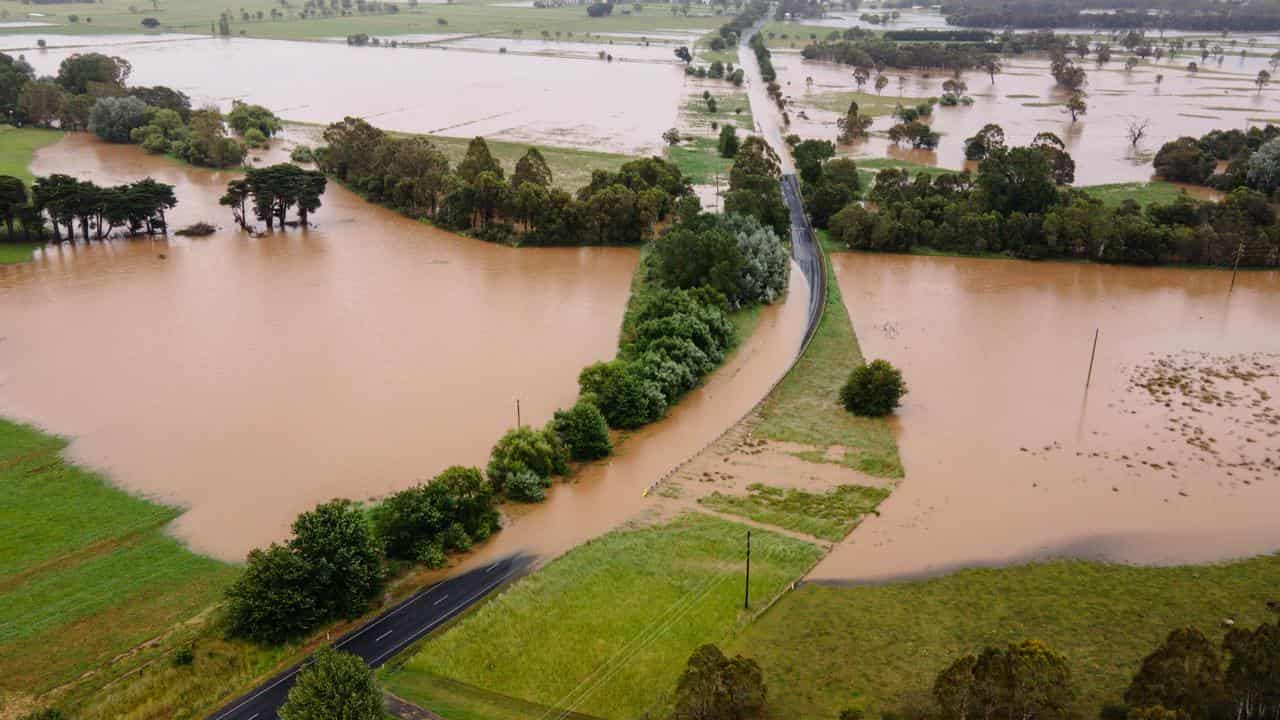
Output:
[714,172,721,213]
[1229,239,1245,295]
[516,399,521,428]
[744,530,751,609]
[1085,329,1100,389]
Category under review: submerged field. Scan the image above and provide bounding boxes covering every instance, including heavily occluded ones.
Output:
[0,419,236,698]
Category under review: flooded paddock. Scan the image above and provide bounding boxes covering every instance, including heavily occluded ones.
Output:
[810,253,1280,583]
[21,35,684,155]
[0,134,638,561]
[774,48,1280,185]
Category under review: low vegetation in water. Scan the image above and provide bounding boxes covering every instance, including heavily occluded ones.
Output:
[699,483,890,541]
[383,513,822,720]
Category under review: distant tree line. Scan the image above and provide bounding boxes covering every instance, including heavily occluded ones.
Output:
[819,131,1280,267]
[317,117,696,247]
[1154,124,1280,194]
[940,0,1280,32]
[1,51,280,170]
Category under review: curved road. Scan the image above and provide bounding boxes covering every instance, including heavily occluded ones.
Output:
[207,554,530,720]
[209,19,824,720]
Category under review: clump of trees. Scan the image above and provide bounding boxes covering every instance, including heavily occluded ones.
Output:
[1152,124,1280,192]
[371,466,499,567]
[933,640,1074,720]
[825,131,1279,267]
[725,136,788,238]
[317,118,693,247]
[487,425,569,502]
[672,644,767,720]
[32,174,177,242]
[841,359,907,417]
[220,164,327,230]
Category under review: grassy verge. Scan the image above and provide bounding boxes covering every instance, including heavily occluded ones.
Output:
[1081,181,1199,207]
[731,555,1280,719]
[753,244,902,478]
[383,513,822,720]
[0,419,237,696]
[699,483,889,541]
[667,136,733,185]
[0,243,36,265]
[0,126,63,186]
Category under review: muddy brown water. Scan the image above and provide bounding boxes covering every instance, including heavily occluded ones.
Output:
[20,35,683,155]
[0,134,811,565]
[810,252,1280,583]
[777,51,1280,186]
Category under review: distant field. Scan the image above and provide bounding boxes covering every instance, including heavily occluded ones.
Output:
[732,556,1280,719]
[430,134,636,191]
[0,0,725,42]
[754,246,902,478]
[1081,180,1197,207]
[801,90,925,117]
[384,514,822,720]
[0,419,236,695]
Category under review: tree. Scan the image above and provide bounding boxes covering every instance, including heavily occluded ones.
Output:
[278,648,383,720]
[55,52,131,94]
[578,359,666,429]
[793,139,836,184]
[290,499,385,621]
[979,55,1002,82]
[977,146,1059,215]
[227,100,282,138]
[456,136,504,183]
[1125,627,1225,719]
[1154,137,1216,184]
[718,124,740,159]
[652,216,744,302]
[672,644,766,720]
[837,100,873,143]
[841,359,906,416]
[0,52,33,124]
[1247,136,1280,195]
[224,543,319,643]
[128,85,192,120]
[1223,618,1280,720]
[0,175,27,240]
[1065,91,1087,122]
[1258,70,1272,92]
[875,74,888,94]
[663,127,682,146]
[934,641,1074,720]
[88,96,149,143]
[551,400,612,461]
[675,46,692,63]
[371,466,496,564]
[17,81,64,128]
[964,123,1005,161]
[1127,118,1151,149]
[487,425,569,498]
[512,147,552,190]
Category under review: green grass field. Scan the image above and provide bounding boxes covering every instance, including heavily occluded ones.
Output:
[699,483,889,541]
[429,133,634,192]
[667,136,733,185]
[0,126,62,186]
[1081,181,1199,207]
[731,555,1280,719]
[384,514,822,720]
[0,419,237,695]
[0,0,724,42]
[754,247,902,479]
[802,90,924,117]
[0,242,36,264]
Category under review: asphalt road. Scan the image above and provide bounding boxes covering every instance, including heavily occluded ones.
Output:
[207,553,531,720]
[781,173,827,348]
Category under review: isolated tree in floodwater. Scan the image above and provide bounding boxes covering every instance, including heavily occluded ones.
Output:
[235,164,327,230]
[220,178,249,229]
[1065,91,1087,122]
[979,56,1002,83]
[1127,118,1151,149]
[875,74,888,94]
[1257,69,1272,92]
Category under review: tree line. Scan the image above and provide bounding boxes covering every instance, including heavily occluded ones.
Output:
[0,172,176,244]
[940,0,1280,32]
[317,117,695,247]
[1154,124,1280,194]
[1,51,280,170]
[220,164,327,231]
[816,131,1279,267]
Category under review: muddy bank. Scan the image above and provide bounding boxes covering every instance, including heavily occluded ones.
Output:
[0,134,637,561]
[810,252,1280,583]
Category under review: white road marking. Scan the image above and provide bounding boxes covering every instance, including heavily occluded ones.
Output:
[375,629,393,643]
[434,595,449,606]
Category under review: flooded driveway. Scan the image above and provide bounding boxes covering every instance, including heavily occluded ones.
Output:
[21,35,683,155]
[0,134,637,561]
[811,252,1280,583]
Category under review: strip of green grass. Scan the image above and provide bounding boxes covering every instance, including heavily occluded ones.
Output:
[1081,181,1196,207]
[666,136,733,186]
[0,126,62,186]
[384,514,822,720]
[754,245,903,478]
[802,90,924,117]
[425,133,633,192]
[0,419,236,693]
[0,242,36,265]
[699,483,889,541]
[731,555,1280,719]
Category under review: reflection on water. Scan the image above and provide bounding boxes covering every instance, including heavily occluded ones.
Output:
[20,35,682,155]
[0,134,637,561]
[811,252,1280,583]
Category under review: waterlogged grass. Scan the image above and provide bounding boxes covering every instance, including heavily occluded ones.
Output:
[0,419,236,694]
[5,0,724,41]
[803,90,923,117]
[0,242,35,264]
[754,247,903,478]
[0,126,62,186]
[681,90,754,131]
[731,555,1280,719]
[385,514,821,720]
[667,136,733,185]
[1082,181,1196,207]
[699,483,889,541]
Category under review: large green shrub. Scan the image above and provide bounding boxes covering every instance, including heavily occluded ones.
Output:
[578,360,667,429]
[551,400,613,461]
[279,647,383,720]
[840,359,907,417]
[487,425,569,495]
[370,465,497,562]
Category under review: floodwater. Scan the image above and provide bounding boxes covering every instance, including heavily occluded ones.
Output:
[437,36,684,63]
[776,50,1280,185]
[21,35,683,155]
[0,33,204,51]
[0,134,638,561]
[810,253,1280,583]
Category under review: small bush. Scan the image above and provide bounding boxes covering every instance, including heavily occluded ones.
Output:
[551,401,612,461]
[290,145,315,163]
[487,425,569,494]
[841,359,906,417]
[578,360,667,429]
[173,644,195,666]
[507,469,549,502]
[175,222,216,237]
